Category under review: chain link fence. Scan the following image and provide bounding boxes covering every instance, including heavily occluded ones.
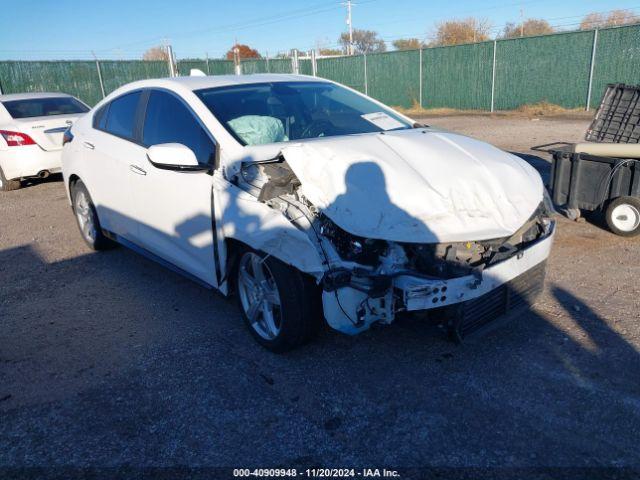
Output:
[1,24,639,110]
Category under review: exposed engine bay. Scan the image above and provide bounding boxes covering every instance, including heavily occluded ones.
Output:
[231,154,555,335]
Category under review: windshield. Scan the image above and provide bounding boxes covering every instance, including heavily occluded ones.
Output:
[195,81,411,146]
[2,97,89,119]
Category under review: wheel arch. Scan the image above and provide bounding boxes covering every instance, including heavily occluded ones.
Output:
[221,236,323,295]
[68,173,81,189]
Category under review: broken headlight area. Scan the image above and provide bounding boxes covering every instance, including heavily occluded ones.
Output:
[402,200,554,279]
[238,157,300,201]
[319,216,387,266]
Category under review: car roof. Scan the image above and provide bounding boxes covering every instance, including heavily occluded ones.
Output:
[122,74,332,93]
[0,92,75,102]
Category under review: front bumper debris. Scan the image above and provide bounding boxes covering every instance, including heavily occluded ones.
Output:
[322,222,555,336]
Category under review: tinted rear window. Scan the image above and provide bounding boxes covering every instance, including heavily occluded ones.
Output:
[2,97,89,119]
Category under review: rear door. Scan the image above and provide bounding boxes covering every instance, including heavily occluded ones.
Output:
[81,91,145,237]
[128,89,218,285]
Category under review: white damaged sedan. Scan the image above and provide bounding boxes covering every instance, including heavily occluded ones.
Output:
[62,74,555,351]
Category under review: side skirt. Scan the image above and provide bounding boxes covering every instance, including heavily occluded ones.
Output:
[102,229,216,291]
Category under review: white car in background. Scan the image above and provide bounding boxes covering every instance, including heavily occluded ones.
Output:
[62,74,555,351]
[0,92,89,191]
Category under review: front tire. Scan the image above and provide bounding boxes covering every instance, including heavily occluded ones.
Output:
[0,166,21,191]
[605,196,640,237]
[71,180,114,250]
[235,249,321,352]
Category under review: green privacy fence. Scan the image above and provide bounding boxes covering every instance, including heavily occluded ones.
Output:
[590,25,640,109]
[0,61,105,107]
[177,59,235,76]
[1,24,639,110]
[422,42,494,110]
[0,60,170,106]
[494,30,594,110]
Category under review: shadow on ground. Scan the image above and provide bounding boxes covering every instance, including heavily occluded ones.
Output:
[1,240,638,472]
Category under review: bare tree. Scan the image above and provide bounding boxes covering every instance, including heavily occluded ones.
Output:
[580,10,638,29]
[392,38,425,50]
[430,18,492,46]
[502,19,555,38]
[142,46,168,61]
[338,29,386,54]
[318,48,343,56]
[607,9,638,25]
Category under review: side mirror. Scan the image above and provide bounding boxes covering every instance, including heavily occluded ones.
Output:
[146,143,211,172]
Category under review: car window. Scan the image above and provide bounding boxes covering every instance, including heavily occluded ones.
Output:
[93,104,109,130]
[142,90,215,165]
[195,81,411,146]
[2,97,89,119]
[103,91,142,140]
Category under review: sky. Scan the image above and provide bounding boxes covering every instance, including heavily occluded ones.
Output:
[0,0,637,60]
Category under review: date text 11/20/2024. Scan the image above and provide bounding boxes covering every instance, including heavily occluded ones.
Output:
[233,468,401,477]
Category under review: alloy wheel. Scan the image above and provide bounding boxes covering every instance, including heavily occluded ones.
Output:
[237,252,282,340]
[74,190,96,243]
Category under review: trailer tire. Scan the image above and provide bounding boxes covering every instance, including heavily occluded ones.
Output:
[605,196,640,237]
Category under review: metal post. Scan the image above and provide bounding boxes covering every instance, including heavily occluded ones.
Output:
[166,45,177,77]
[95,59,106,98]
[418,48,423,108]
[363,54,368,95]
[490,40,497,113]
[233,46,241,75]
[266,52,270,73]
[311,50,317,76]
[292,49,299,74]
[586,29,599,111]
[92,51,106,99]
[205,52,210,75]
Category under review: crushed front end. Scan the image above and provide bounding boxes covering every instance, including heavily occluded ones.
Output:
[317,203,555,339]
[232,153,555,341]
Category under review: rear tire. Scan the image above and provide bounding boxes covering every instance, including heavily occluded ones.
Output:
[234,248,322,352]
[0,166,21,191]
[71,180,114,250]
[605,196,640,237]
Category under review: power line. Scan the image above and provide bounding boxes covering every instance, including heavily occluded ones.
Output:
[100,1,344,52]
[2,2,638,61]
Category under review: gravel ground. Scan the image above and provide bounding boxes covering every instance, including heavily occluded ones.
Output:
[1,115,639,477]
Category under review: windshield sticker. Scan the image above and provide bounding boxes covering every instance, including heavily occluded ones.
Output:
[361,112,405,131]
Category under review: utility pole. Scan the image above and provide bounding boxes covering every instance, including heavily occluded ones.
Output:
[343,0,354,55]
[520,7,524,37]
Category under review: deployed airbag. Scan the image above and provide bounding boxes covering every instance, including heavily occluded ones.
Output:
[228,115,288,145]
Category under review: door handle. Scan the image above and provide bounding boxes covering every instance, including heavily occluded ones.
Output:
[82,141,95,150]
[129,164,147,176]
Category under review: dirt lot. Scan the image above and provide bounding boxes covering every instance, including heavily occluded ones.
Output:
[1,115,639,475]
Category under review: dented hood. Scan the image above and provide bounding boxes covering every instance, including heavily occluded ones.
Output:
[280,129,544,243]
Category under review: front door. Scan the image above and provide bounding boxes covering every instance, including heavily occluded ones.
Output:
[128,90,218,286]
